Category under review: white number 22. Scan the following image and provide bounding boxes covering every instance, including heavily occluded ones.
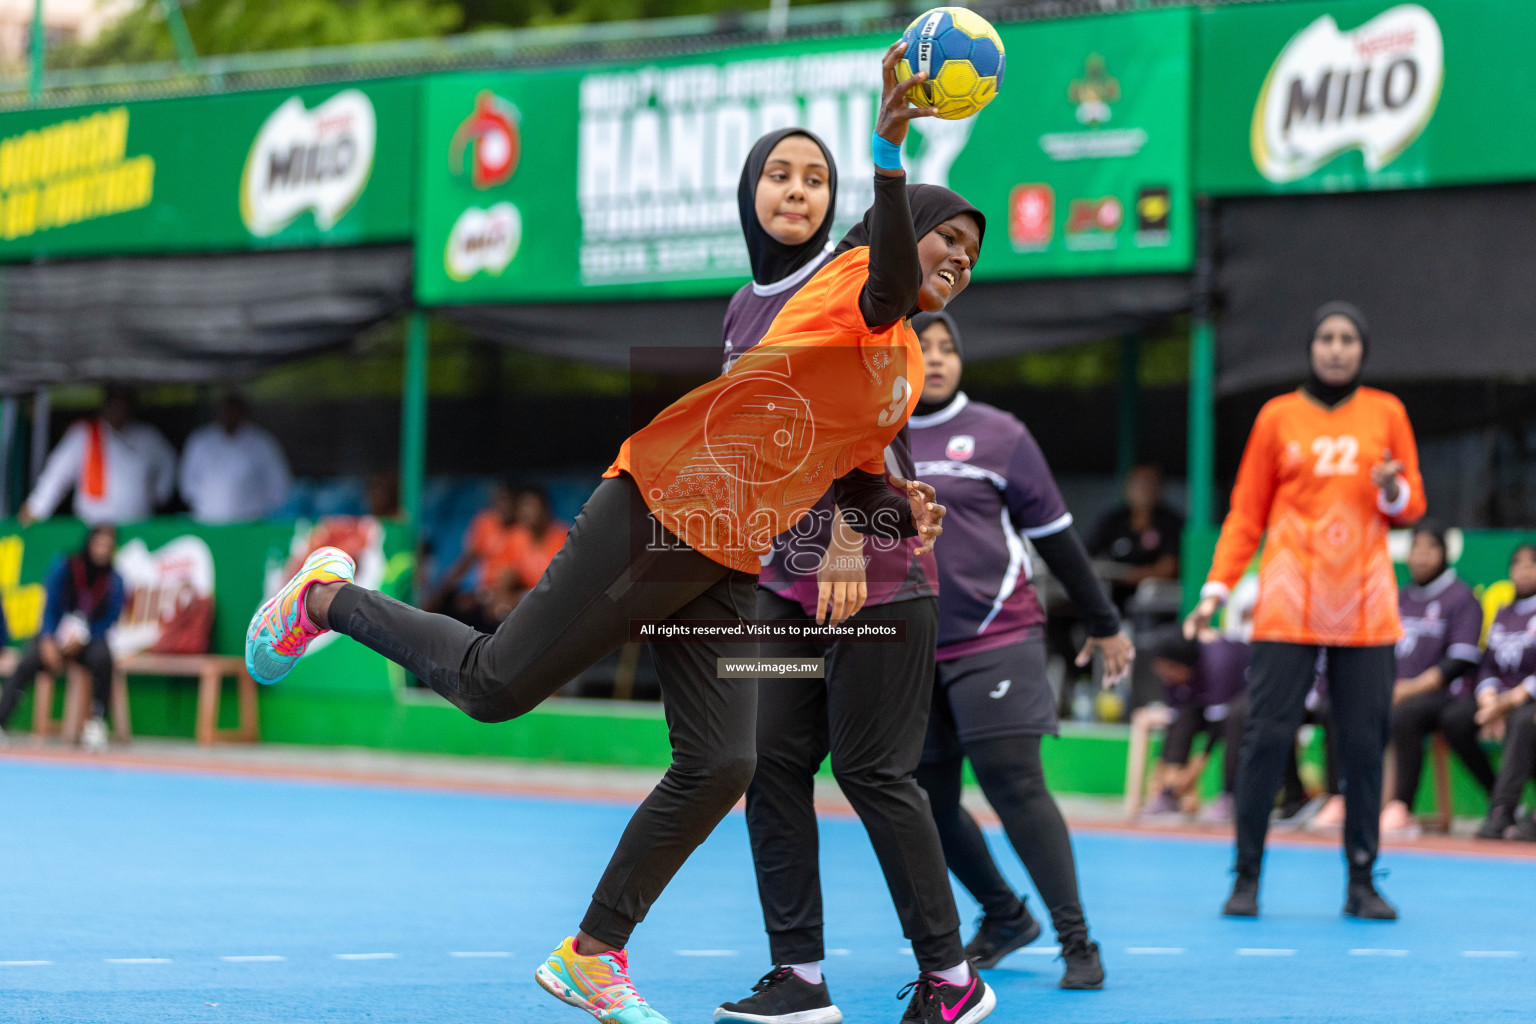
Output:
[1311,434,1360,476]
[877,376,912,427]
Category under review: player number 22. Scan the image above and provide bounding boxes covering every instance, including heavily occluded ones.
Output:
[1311,434,1359,476]
[877,376,912,428]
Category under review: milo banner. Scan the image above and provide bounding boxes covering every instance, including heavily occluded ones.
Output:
[0,79,417,260]
[0,518,411,693]
[414,7,1192,304]
[1197,0,1536,195]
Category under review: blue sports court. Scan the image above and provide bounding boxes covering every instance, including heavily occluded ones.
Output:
[1,756,1527,1024]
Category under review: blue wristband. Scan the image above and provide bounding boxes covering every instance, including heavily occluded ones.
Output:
[871,131,903,171]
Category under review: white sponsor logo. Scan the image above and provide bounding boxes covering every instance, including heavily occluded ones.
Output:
[1252,4,1443,183]
[576,52,969,284]
[445,203,522,281]
[241,90,377,237]
[990,679,1012,699]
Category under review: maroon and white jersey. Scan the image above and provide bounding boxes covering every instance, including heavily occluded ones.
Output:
[1396,569,1484,697]
[721,249,938,611]
[1475,594,1536,700]
[910,392,1072,660]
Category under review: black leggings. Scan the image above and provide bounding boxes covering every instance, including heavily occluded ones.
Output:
[0,636,114,726]
[1391,690,1495,805]
[328,474,760,948]
[916,733,1088,947]
[1162,694,1248,795]
[745,591,963,973]
[1234,643,1394,880]
[1489,703,1536,815]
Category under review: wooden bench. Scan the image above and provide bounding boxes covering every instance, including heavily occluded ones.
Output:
[117,653,260,747]
[34,664,131,744]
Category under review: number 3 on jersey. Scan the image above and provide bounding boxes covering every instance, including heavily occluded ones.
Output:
[1312,434,1359,476]
[877,376,912,428]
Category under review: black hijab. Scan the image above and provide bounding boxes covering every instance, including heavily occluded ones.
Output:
[911,310,962,417]
[738,128,838,287]
[834,183,986,319]
[1304,300,1369,407]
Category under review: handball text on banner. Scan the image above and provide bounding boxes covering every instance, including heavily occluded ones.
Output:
[630,619,906,643]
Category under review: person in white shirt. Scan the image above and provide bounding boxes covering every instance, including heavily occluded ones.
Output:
[179,394,292,524]
[19,387,177,526]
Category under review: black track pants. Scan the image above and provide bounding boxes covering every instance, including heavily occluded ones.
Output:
[328,474,759,948]
[1234,642,1394,879]
[1390,690,1495,804]
[743,590,964,972]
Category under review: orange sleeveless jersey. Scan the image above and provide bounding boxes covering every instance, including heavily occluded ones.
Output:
[1206,387,1426,647]
[606,247,921,574]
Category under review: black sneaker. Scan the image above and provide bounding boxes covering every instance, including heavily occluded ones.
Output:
[1512,815,1536,843]
[963,903,1043,969]
[1058,936,1105,990]
[715,966,843,1024]
[898,970,995,1024]
[1223,874,1259,918]
[1476,806,1516,840]
[1343,875,1398,921]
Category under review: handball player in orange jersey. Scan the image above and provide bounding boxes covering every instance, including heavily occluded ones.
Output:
[244,41,990,1024]
[1186,302,1425,921]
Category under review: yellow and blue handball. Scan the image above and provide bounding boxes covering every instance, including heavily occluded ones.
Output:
[897,7,1006,120]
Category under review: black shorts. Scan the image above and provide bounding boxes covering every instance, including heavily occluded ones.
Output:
[921,636,1057,764]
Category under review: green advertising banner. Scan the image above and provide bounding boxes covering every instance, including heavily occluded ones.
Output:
[1197,0,1536,195]
[0,79,418,261]
[415,8,1192,305]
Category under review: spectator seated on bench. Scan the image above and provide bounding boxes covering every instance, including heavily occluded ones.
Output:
[1473,543,1536,841]
[1140,628,1250,825]
[0,525,124,751]
[1382,520,1489,837]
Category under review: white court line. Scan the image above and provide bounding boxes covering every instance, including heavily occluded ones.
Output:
[450,951,512,958]
[1463,950,1521,958]
[334,953,398,960]
[1016,946,1063,956]
[1236,948,1296,957]
[1126,948,1187,955]
[675,950,738,957]
[106,958,172,964]
[0,960,51,966]
[1349,949,1408,957]
[221,956,286,962]
[826,949,851,956]
[898,947,913,956]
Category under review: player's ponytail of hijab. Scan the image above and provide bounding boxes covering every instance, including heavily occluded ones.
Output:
[737,128,839,287]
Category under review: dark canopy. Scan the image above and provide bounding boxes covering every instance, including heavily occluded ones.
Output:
[442,272,1192,367]
[1214,182,1536,395]
[0,245,412,391]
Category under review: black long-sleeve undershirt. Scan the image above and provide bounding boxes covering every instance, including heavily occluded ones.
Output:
[1032,527,1121,638]
[833,469,919,541]
[859,173,921,329]
[1438,656,1478,686]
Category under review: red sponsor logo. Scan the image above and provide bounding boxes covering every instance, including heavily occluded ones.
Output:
[450,91,521,189]
[1008,184,1053,248]
[1066,196,1123,235]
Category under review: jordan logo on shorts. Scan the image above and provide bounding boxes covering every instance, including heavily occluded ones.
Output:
[989,679,1011,699]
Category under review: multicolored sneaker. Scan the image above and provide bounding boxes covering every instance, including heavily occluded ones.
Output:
[535,937,671,1024]
[245,546,355,685]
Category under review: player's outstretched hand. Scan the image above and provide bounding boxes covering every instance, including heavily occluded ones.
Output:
[889,474,945,556]
[816,514,868,626]
[1371,447,1404,500]
[876,40,937,155]
[1183,594,1222,639]
[1077,630,1135,686]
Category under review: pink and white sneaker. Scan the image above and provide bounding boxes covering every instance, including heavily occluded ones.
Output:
[244,546,355,685]
[897,968,995,1024]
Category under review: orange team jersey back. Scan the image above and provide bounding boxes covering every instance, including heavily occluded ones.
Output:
[606,247,921,574]
[1206,387,1426,647]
